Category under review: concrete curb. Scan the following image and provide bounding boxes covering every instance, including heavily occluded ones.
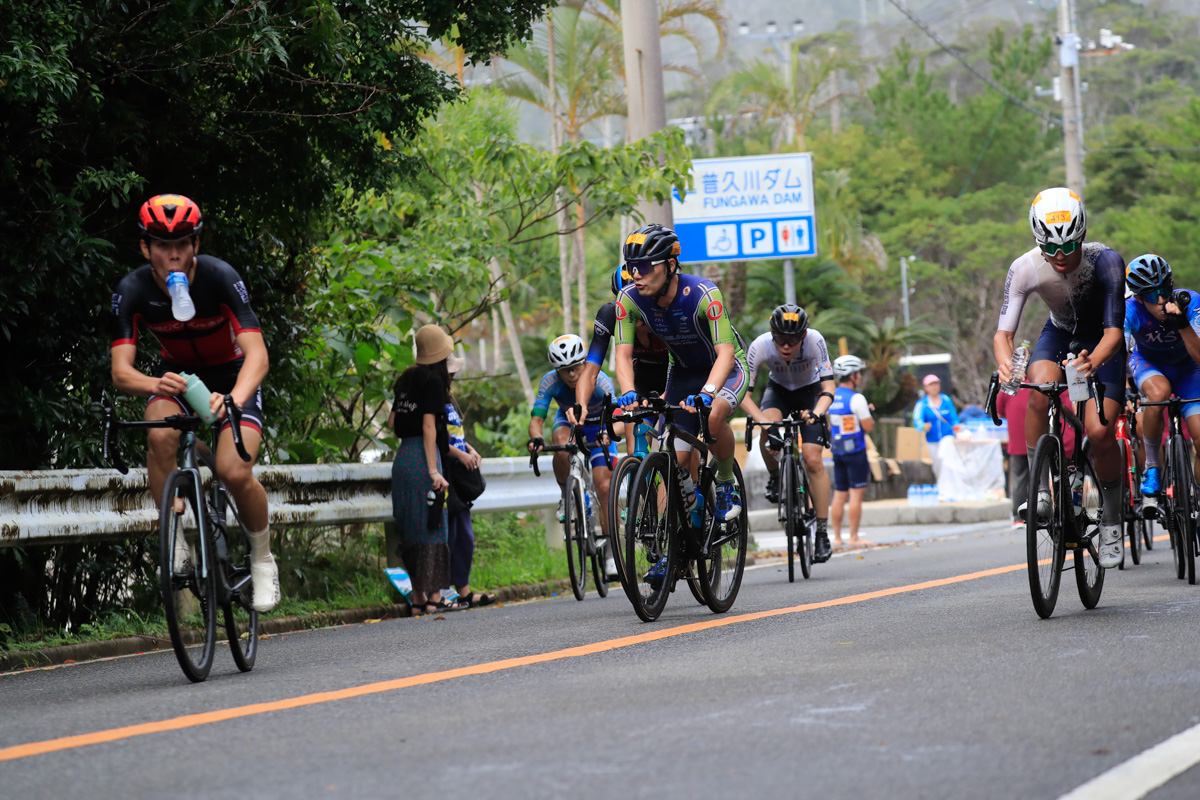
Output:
[0,578,574,673]
[747,500,1010,532]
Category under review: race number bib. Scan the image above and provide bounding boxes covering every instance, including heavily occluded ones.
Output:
[838,414,858,435]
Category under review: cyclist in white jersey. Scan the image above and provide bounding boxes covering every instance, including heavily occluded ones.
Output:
[993,187,1127,567]
[740,304,836,561]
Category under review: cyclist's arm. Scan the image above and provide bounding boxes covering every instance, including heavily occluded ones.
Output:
[528,413,546,444]
[111,343,184,397]
[812,378,836,416]
[614,343,636,395]
[739,392,768,422]
[993,330,1016,383]
[574,362,601,414]
[704,342,736,394]
[1079,327,1123,377]
[1178,296,1200,366]
[230,330,269,409]
[854,393,876,434]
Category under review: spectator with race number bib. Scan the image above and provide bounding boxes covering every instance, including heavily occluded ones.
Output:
[829,355,875,547]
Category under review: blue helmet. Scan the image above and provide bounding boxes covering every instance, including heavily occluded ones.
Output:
[611,263,633,295]
[1126,254,1172,296]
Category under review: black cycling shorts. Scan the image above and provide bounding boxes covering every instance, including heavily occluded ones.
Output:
[760,380,827,446]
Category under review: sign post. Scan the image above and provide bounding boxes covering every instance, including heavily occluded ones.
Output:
[670,153,818,300]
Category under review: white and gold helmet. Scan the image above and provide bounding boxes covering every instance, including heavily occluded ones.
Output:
[1029,187,1086,246]
[547,334,586,368]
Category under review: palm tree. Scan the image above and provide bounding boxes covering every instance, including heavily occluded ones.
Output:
[585,0,728,85]
[707,40,862,151]
[816,168,886,281]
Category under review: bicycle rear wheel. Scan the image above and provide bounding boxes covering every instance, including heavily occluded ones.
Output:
[608,455,641,588]
[564,467,588,601]
[159,469,217,682]
[1027,436,1066,619]
[589,486,609,598]
[1171,435,1197,585]
[1074,455,1105,609]
[697,462,748,613]
[218,496,258,672]
[623,452,677,622]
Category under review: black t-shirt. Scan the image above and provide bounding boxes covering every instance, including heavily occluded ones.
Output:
[391,366,448,450]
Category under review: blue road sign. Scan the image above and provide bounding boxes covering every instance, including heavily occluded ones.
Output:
[670,153,817,264]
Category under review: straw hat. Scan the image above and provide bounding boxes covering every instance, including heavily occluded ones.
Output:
[415,325,453,365]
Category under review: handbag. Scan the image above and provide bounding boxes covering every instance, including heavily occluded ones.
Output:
[445,455,486,515]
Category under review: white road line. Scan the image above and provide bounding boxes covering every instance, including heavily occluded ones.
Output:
[1058,720,1200,799]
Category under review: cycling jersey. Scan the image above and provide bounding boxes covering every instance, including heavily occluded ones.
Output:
[586,301,669,395]
[613,274,745,369]
[531,369,615,423]
[745,331,833,390]
[829,386,871,456]
[997,243,1125,337]
[1125,290,1200,368]
[111,255,261,367]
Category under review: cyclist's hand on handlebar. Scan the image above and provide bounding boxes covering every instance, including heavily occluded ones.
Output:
[682,393,711,412]
[527,437,544,454]
[799,409,818,424]
[210,391,227,420]
[617,390,641,410]
[565,403,583,426]
[155,372,188,397]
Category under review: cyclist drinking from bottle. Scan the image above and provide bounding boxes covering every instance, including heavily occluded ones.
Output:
[740,304,837,561]
[110,194,279,611]
[1123,254,1200,506]
[993,187,1127,568]
[613,223,749,522]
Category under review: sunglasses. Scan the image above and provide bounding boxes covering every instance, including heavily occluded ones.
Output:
[1140,286,1172,304]
[1039,240,1081,257]
[627,260,664,278]
[773,334,803,347]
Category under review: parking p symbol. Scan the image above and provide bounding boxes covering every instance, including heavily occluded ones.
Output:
[741,222,773,255]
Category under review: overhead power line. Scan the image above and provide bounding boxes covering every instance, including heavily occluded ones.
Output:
[885,0,1061,127]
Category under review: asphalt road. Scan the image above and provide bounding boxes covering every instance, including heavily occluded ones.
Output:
[3,519,1200,799]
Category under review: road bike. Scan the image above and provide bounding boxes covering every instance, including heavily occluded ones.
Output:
[603,397,661,588]
[1139,395,1200,584]
[1116,388,1149,568]
[104,394,258,682]
[528,425,609,601]
[987,371,1107,619]
[606,396,748,622]
[745,414,828,582]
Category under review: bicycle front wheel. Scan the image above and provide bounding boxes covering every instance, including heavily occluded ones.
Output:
[795,459,814,580]
[623,452,677,622]
[608,455,641,588]
[697,462,748,613]
[564,467,588,601]
[159,469,217,682]
[1027,436,1066,619]
[782,456,797,583]
[1074,455,1104,609]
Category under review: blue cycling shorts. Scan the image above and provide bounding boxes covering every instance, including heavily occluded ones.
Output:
[833,449,870,492]
[1130,355,1200,419]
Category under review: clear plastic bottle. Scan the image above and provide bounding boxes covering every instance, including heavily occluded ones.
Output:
[1064,352,1090,403]
[907,484,918,506]
[1068,466,1083,515]
[1002,340,1031,396]
[166,271,196,322]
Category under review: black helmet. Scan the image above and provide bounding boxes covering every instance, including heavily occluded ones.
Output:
[622,223,681,265]
[770,304,808,336]
[611,263,633,295]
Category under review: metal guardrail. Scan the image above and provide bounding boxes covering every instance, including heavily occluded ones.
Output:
[0,457,563,547]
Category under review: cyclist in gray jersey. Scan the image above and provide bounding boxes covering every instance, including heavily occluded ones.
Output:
[993,187,1127,568]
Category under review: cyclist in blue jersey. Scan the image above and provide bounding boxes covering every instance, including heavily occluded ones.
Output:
[1124,254,1200,509]
[613,223,749,522]
[994,188,1127,567]
[528,334,618,550]
[828,355,875,547]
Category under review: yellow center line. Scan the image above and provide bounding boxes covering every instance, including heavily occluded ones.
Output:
[0,560,1030,763]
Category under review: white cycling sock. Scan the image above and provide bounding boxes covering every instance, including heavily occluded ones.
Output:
[1143,438,1161,469]
[247,526,272,564]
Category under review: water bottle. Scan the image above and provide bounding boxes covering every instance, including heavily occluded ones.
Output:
[1002,340,1031,395]
[907,484,918,506]
[584,491,593,518]
[681,475,698,509]
[1068,466,1083,515]
[165,271,196,322]
[1064,352,1090,403]
[178,372,218,424]
[925,484,937,506]
[426,488,444,529]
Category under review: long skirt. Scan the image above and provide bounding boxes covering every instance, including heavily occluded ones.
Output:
[392,437,450,596]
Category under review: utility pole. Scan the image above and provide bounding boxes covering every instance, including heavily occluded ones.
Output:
[1057,0,1085,196]
[622,0,672,225]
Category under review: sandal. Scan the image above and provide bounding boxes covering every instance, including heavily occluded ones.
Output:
[462,592,497,608]
[424,597,468,613]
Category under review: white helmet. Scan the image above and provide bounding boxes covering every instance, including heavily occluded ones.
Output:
[833,354,864,379]
[548,334,586,368]
[1028,187,1086,246]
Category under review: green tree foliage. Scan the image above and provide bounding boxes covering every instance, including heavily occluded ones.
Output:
[0,0,555,470]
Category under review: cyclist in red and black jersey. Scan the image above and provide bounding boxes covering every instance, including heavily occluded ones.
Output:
[110,194,279,611]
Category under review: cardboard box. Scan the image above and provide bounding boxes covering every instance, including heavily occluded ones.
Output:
[896,426,932,462]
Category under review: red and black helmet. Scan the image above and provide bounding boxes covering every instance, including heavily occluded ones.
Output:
[138,194,203,240]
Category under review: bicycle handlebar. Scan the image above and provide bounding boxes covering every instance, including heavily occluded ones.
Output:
[526,438,580,477]
[104,393,250,474]
[744,413,826,451]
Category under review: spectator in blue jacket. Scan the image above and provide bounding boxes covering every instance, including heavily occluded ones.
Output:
[913,374,960,475]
